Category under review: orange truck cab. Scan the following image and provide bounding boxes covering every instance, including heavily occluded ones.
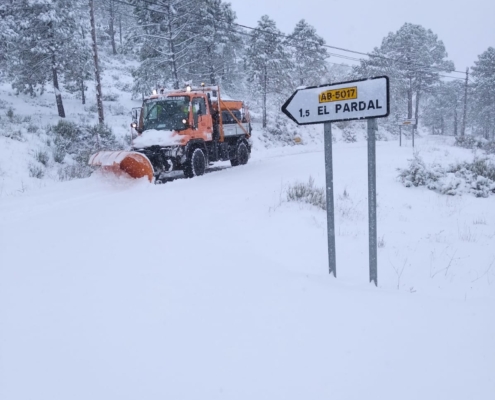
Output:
[131,85,251,180]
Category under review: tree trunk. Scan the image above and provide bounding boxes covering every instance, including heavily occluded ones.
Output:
[414,83,421,124]
[453,108,458,136]
[207,46,216,84]
[109,0,117,55]
[166,6,179,90]
[52,55,66,118]
[461,68,468,136]
[119,14,122,45]
[80,79,86,105]
[79,26,86,106]
[407,77,413,119]
[413,80,421,137]
[47,20,65,118]
[262,67,267,128]
[89,0,104,124]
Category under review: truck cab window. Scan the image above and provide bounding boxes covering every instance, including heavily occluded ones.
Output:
[192,98,207,126]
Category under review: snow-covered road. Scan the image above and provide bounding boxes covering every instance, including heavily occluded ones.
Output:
[1,138,494,400]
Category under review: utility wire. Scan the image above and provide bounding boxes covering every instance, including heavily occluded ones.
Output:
[63,0,470,83]
[110,0,468,76]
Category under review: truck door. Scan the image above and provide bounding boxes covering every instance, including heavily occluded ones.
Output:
[192,97,212,140]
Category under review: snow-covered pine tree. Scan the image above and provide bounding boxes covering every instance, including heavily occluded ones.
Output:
[4,1,46,96]
[245,15,292,128]
[354,23,454,128]
[323,63,353,85]
[89,0,104,124]
[96,0,132,54]
[130,0,198,93]
[422,81,464,135]
[220,31,250,100]
[6,0,87,117]
[470,47,495,140]
[106,0,118,55]
[62,18,93,106]
[287,19,329,87]
[0,1,17,78]
[191,0,240,88]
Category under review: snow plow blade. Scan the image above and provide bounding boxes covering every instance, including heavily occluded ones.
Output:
[89,151,154,182]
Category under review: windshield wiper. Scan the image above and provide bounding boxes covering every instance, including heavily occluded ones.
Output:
[144,104,158,122]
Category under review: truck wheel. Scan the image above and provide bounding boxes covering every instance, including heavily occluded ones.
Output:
[230,142,249,167]
[184,148,206,178]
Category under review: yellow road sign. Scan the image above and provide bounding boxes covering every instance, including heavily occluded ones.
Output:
[319,86,358,103]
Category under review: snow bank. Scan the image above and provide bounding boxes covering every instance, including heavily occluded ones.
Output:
[0,138,493,400]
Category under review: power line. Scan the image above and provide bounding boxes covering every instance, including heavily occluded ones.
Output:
[110,9,466,84]
[7,0,471,77]
[111,0,467,76]
[6,1,470,89]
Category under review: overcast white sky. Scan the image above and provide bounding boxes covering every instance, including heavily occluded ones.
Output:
[227,0,494,77]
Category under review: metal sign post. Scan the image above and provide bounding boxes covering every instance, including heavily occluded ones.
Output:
[367,119,378,286]
[324,122,337,277]
[282,76,389,282]
[399,119,417,147]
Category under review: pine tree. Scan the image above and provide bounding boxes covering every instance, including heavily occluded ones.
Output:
[324,63,353,84]
[354,23,454,127]
[63,7,93,105]
[5,1,46,96]
[6,0,87,117]
[245,15,292,128]
[89,0,104,123]
[130,0,198,93]
[220,31,249,99]
[423,81,464,135]
[96,0,131,55]
[107,0,118,55]
[470,47,495,139]
[191,0,240,87]
[0,1,17,77]
[287,19,329,87]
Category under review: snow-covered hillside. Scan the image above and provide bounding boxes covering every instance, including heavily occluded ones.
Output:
[1,133,494,400]
[0,53,330,196]
[0,55,142,195]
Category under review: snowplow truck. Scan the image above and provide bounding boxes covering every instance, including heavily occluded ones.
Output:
[89,85,251,182]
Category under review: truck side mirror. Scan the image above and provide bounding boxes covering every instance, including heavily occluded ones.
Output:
[131,122,142,134]
[131,107,141,121]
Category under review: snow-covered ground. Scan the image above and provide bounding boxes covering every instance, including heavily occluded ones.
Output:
[0,55,142,196]
[0,131,494,399]
[0,50,493,400]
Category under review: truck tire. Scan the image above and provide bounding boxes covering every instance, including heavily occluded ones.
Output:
[184,148,206,178]
[230,141,249,167]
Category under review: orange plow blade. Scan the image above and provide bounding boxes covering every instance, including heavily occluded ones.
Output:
[89,151,154,182]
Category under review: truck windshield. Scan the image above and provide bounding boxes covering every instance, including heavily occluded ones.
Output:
[142,96,189,131]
